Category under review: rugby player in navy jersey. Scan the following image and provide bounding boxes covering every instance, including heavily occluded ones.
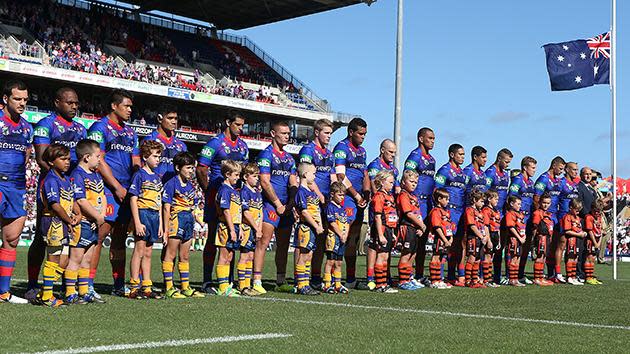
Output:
[144,105,187,183]
[298,118,335,288]
[403,127,435,284]
[435,144,466,284]
[255,121,298,291]
[26,87,86,299]
[0,81,32,304]
[509,156,537,283]
[87,89,141,297]
[196,110,248,293]
[332,118,369,288]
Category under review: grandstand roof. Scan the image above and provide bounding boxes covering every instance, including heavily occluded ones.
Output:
[125,0,367,30]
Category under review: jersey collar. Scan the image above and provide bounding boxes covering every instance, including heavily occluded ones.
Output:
[55,115,73,127]
[449,161,462,173]
[106,116,125,131]
[156,130,174,145]
[0,111,20,127]
[313,141,329,155]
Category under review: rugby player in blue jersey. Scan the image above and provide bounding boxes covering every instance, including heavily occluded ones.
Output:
[87,89,140,297]
[332,118,369,288]
[557,161,581,282]
[510,156,537,283]
[463,146,488,207]
[144,105,187,183]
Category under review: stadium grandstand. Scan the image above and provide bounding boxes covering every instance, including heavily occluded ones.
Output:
[0,0,364,155]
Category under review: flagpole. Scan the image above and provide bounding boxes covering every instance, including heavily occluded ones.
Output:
[611,0,618,280]
[393,0,403,168]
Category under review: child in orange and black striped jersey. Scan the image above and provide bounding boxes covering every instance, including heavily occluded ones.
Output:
[481,190,501,287]
[530,192,554,286]
[428,188,454,289]
[561,199,587,286]
[396,170,426,290]
[463,190,489,288]
[368,170,398,293]
[503,195,527,287]
[583,199,604,285]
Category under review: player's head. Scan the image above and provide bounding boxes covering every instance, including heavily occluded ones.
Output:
[173,151,196,181]
[471,145,487,167]
[330,181,346,204]
[591,199,604,215]
[485,190,499,208]
[507,195,521,212]
[380,139,396,164]
[313,119,333,146]
[550,156,566,175]
[43,143,71,173]
[496,148,513,170]
[373,169,394,193]
[347,117,367,146]
[108,89,133,121]
[401,169,419,193]
[140,140,163,170]
[448,143,465,166]
[221,160,242,185]
[76,139,101,170]
[271,121,291,147]
[417,127,435,150]
[521,156,537,177]
[225,109,245,137]
[469,189,485,208]
[54,87,79,121]
[158,104,178,133]
[569,198,582,214]
[297,163,316,183]
[2,80,28,116]
[539,192,552,211]
[580,167,593,183]
[242,162,260,187]
[566,162,579,179]
[433,187,450,207]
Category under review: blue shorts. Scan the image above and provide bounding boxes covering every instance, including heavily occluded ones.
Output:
[216,222,241,251]
[417,195,431,220]
[325,232,345,258]
[168,211,194,242]
[0,184,26,219]
[262,201,294,229]
[138,209,160,244]
[343,196,364,227]
[40,216,69,248]
[448,204,464,234]
[294,223,316,251]
[70,221,98,248]
[240,224,256,252]
[104,186,131,224]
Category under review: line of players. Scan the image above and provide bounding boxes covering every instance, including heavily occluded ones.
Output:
[0,80,606,305]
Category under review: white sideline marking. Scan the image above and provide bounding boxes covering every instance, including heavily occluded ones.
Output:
[21,333,292,354]
[247,297,630,331]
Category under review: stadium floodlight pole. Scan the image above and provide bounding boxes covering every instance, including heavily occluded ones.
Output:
[611,0,618,280]
[393,0,403,167]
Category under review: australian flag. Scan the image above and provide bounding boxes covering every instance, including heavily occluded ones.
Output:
[543,32,610,91]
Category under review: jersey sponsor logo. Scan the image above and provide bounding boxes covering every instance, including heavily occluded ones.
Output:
[404,160,418,170]
[272,169,292,177]
[435,174,446,185]
[200,146,215,159]
[88,131,104,143]
[349,162,365,170]
[334,150,346,159]
[510,184,520,193]
[299,154,313,163]
[485,177,493,186]
[316,165,331,172]
[449,182,466,189]
[0,142,28,152]
[258,158,271,168]
[33,126,50,138]
[110,143,134,153]
[534,182,546,192]
[368,168,379,178]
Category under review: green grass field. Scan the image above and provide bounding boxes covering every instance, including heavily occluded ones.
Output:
[2,247,630,353]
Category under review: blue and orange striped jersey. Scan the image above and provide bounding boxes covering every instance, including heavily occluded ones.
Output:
[41,171,74,217]
[128,168,162,210]
[162,176,197,215]
[70,165,106,223]
[241,185,263,227]
[295,185,321,224]
[0,111,33,189]
[216,183,242,224]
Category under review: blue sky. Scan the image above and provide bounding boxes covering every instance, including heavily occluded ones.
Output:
[236,0,627,178]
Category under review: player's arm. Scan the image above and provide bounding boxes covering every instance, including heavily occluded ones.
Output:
[466,209,484,239]
[532,178,547,210]
[310,181,326,205]
[222,207,237,241]
[259,173,284,212]
[362,170,371,203]
[195,164,209,192]
[71,201,82,225]
[335,165,361,202]
[287,174,299,211]
[98,154,126,200]
[77,198,104,226]
[434,226,449,245]
[406,211,427,232]
[34,144,50,172]
[329,220,345,241]
[301,208,323,232]
[162,203,171,245]
[131,155,141,173]
[51,203,74,225]
[508,226,525,243]
[130,195,145,236]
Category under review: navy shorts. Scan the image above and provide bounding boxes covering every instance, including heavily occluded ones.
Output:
[104,186,131,224]
[70,221,98,248]
[138,209,160,244]
[262,201,294,229]
[216,222,241,251]
[325,232,345,260]
[168,211,194,242]
[294,223,317,251]
[0,184,26,219]
[240,224,256,252]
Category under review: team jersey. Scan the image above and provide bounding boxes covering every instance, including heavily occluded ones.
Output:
[327,200,352,238]
[41,171,74,217]
[464,206,486,238]
[429,206,454,238]
[403,147,435,197]
[198,132,248,190]
[33,114,87,169]
[333,137,367,193]
[295,185,322,225]
[144,130,187,182]
[484,165,510,211]
[298,141,333,196]
[257,145,296,204]
[532,209,554,236]
[503,210,526,238]
[369,191,398,230]
[241,185,263,227]
[87,117,139,189]
[216,183,242,224]
[584,213,603,237]
[367,157,400,188]
[0,112,33,188]
[463,163,487,206]
[561,213,583,235]
[397,189,421,226]
[70,165,106,224]
[558,177,580,217]
[509,173,535,215]
[435,162,466,208]
[482,206,501,233]
[162,176,197,216]
[128,169,162,211]
[534,171,563,215]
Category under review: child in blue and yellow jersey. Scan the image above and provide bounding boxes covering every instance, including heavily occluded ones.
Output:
[238,163,264,296]
[323,182,354,294]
